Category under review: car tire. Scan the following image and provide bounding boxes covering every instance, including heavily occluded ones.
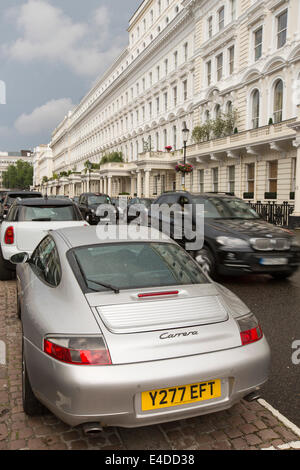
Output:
[0,248,16,281]
[271,271,294,281]
[194,246,218,279]
[22,338,46,416]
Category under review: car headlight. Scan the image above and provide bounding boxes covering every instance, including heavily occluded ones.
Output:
[216,236,249,249]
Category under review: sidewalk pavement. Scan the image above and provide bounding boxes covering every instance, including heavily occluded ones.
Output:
[0,280,299,450]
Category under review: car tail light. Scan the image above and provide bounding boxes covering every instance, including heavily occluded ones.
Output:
[43,336,111,365]
[236,313,263,346]
[4,226,14,244]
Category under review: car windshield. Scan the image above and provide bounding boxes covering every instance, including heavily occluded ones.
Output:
[73,242,207,292]
[20,205,77,221]
[88,196,111,205]
[191,197,260,220]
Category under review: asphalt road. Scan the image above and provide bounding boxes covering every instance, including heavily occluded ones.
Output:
[221,231,300,428]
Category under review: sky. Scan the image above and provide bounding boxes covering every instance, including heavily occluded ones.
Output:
[0,0,139,151]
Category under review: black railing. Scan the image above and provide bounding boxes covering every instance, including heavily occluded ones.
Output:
[247,201,294,227]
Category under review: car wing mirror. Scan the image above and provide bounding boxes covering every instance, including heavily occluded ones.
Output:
[10,252,29,264]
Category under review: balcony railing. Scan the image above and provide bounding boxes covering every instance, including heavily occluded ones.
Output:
[186,118,297,158]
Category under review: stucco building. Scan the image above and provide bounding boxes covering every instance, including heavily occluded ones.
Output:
[37,0,300,225]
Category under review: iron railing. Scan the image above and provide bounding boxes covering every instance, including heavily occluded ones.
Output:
[247,201,294,227]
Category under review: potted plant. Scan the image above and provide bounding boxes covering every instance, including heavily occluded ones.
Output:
[165,146,172,152]
[175,163,193,173]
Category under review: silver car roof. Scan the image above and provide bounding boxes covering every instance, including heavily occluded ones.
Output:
[53,225,174,249]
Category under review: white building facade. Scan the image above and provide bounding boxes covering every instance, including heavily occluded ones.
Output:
[39,0,300,226]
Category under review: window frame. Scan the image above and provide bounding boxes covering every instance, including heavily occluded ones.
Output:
[30,235,62,288]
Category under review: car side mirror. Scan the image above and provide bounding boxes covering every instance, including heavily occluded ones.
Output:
[10,252,29,264]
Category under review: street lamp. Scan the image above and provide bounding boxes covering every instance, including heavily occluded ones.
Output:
[182,122,190,190]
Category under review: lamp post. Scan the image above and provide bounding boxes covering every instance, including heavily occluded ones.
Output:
[182,122,190,190]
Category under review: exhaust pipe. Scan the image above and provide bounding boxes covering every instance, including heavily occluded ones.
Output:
[244,391,261,402]
[82,423,103,436]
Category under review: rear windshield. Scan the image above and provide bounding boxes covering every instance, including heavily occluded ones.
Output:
[19,205,78,221]
[7,194,41,203]
[88,196,111,205]
[191,197,259,219]
[73,242,207,292]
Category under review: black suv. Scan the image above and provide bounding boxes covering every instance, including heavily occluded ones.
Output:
[150,191,300,280]
[77,192,116,225]
[0,191,42,220]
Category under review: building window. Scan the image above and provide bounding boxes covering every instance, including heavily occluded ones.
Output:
[149,101,152,118]
[216,53,223,81]
[273,79,283,123]
[218,7,225,31]
[212,167,219,192]
[268,161,278,194]
[230,0,236,21]
[208,16,213,38]
[156,132,160,150]
[228,46,234,74]
[164,92,168,111]
[156,97,160,114]
[164,58,168,75]
[247,163,255,193]
[163,129,168,147]
[207,60,212,86]
[215,104,221,119]
[157,66,160,81]
[277,10,288,49]
[252,89,260,129]
[228,165,235,193]
[174,51,178,70]
[183,80,188,101]
[254,27,263,61]
[184,42,188,62]
[173,86,177,107]
[149,72,153,86]
[173,125,177,150]
[199,169,204,193]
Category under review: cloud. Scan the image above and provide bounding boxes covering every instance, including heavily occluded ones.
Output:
[3,0,125,78]
[14,98,73,136]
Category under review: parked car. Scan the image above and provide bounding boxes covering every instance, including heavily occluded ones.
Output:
[0,191,42,220]
[0,197,87,280]
[77,192,117,225]
[13,225,270,429]
[71,196,80,204]
[127,197,154,223]
[150,191,300,280]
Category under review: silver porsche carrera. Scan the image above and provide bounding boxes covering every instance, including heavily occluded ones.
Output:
[13,225,271,431]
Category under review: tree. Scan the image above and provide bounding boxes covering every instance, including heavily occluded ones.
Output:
[2,160,33,189]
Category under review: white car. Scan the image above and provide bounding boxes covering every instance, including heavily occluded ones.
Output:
[0,196,87,280]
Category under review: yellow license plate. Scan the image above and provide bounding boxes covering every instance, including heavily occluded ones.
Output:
[141,379,222,411]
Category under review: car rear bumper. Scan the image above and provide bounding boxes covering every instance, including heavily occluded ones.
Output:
[24,336,271,428]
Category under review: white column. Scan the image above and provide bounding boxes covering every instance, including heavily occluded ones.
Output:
[292,138,300,216]
[107,176,112,196]
[144,169,151,198]
[136,171,142,197]
[130,175,135,197]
